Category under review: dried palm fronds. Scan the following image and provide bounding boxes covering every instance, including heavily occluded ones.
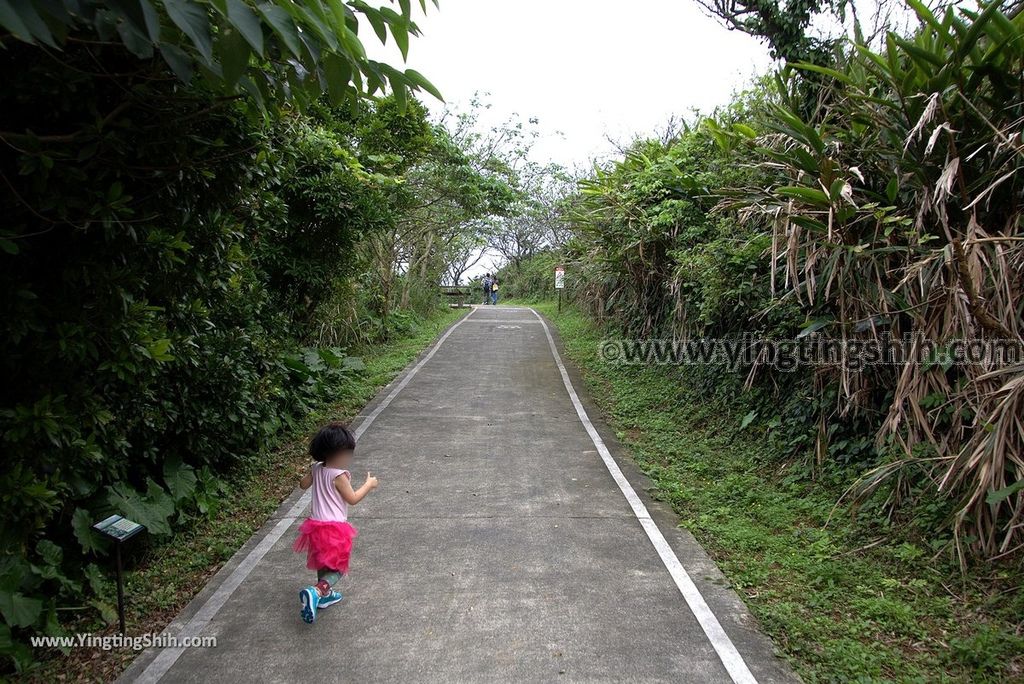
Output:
[724,1,1024,559]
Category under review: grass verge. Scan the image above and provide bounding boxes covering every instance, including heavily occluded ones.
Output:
[529,299,1023,684]
[30,306,467,683]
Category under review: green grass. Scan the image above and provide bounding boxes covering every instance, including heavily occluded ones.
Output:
[31,306,466,683]
[529,300,1024,684]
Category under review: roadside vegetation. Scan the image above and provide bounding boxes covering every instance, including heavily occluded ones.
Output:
[500,1,1024,679]
[533,302,1022,682]
[26,307,465,682]
[0,2,515,673]
[502,0,1024,565]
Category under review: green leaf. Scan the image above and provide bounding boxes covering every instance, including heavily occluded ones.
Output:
[0,0,56,46]
[160,42,194,82]
[90,598,118,626]
[0,591,43,628]
[72,508,106,554]
[145,338,174,361]
[732,123,757,138]
[0,0,34,43]
[403,68,442,101]
[225,0,263,55]
[905,0,948,42]
[0,556,28,594]
[163,457,198,504]
[342,356,366,372]
[322,52,352,104]
[117,15,155,58]
[338,24,366,60]
[390,22,409,60]
[894,36,944,68]
[797,318,834,338]
[164,0,214,63]
[793,62,856,86]
[885,176,899,203]
[362,6,387,43]
[829,178,847,202]
[257,2,301,58]
[106,479,175,536]
[323,0,349,32]
[316,347,344,368]
[35,540,62,568]
[776,186,831,207]
[986,480,1024,506]
[219,27,251,85]
[139,0,162,42]
[83,564,109,596]
[769,104,825,154]
[740,411,757,430]
[108,0,161,53]
[954,0,1004,61]
[282,355,313,376]
[391,76,408,113]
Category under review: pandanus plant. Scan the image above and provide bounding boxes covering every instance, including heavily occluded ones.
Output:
[722,0,1024,560]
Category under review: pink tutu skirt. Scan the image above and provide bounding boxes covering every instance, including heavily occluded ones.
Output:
[293,519,358,574]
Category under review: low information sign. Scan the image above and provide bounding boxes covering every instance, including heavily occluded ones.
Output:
[93,514,145,542]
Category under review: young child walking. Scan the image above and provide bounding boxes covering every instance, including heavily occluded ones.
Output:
[293,422,378,623]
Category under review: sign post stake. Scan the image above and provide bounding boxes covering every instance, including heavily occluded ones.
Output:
[554,265,565,314]
[93,514,146,635]
[115,543,126,634]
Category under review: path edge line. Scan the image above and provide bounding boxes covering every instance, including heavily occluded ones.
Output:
[528,307,758,684]
[128,306,477,683]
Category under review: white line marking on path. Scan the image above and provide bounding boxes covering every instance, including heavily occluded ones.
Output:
[463,318,541,323]
[528,308,758,684]
[473,306,532,312]
[133,308,477,684]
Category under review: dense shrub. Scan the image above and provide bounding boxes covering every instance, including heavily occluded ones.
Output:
[0,12,509,669]
[496,250,561,301]
[513,2,1024,562]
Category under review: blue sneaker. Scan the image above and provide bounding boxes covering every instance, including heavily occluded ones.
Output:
[299,586,319,624]
[318,590,343,609]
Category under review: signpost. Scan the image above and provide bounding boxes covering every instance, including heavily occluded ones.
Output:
[554,265,565,313]
[93,514,145,634]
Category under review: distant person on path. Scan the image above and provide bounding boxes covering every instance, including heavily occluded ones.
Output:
[490,277,499,305]
[482,273,493,305]
[294,422,378,624]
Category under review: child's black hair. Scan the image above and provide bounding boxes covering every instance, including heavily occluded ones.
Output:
[309,422,356,462]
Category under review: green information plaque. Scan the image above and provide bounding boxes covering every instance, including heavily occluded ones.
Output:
[92,514,145,542]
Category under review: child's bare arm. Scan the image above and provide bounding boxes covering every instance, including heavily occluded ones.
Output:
[299,466,314,490]
[334,472,379,505]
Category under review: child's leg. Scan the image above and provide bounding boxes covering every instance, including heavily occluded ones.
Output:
[315,568,342,597]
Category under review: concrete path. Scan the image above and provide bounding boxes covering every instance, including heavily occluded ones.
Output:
[120,306,798,684]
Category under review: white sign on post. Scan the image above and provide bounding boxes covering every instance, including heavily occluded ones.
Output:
[554,266,565,290]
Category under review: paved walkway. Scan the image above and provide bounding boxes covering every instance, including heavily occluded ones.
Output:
[120,306,797,684]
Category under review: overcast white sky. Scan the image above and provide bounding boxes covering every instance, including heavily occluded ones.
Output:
[367,0,776,170]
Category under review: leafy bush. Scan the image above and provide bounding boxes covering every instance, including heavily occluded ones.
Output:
[496,249,561,301]
[0,2,509,670]
[723,1,1024,557]
[516,1,1024,561]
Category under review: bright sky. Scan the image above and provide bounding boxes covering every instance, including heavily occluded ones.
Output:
[367,0,776,170]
